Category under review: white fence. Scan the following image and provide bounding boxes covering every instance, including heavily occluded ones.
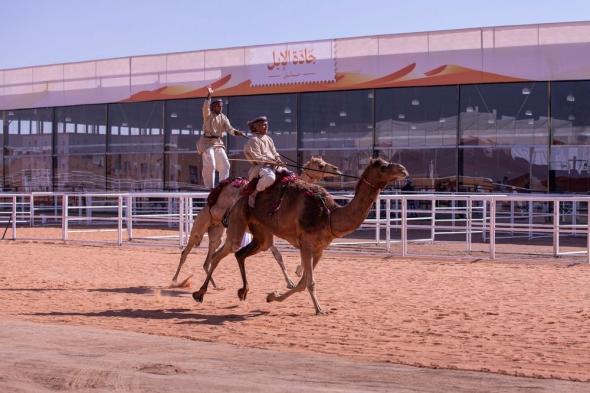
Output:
[1,191,589,262]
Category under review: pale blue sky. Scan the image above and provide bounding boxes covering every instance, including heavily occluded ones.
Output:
[1,0,589,69]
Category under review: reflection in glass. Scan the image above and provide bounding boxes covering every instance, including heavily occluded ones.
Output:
[56,154,107,191]
[460,82,548,146]
[107,153,163,191]
[300,90,372,181]
[6,108,53,156]
[375,86,458,191]
[165,152,203,191]
[227,94,298,162]
[108,102,164,153]
[56,105,107,154]
[5,155,52,192]
[462,146,548,192]
[107,102,164,190]
[550,81,590,192]
[377,148,457,191]
[166,99,204,152]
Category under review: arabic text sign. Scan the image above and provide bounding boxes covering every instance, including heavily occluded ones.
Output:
[247,41,335,86]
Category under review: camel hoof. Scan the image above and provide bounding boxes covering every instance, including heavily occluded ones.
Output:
[192,290,205,303]
[266,291,279,303]
[316,309,329,316]
[295,265,303,277]
[237,287,249,301]
[286,280,295,289]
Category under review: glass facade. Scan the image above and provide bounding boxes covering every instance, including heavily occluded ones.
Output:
[55,104,107,191]
[165,98,204,190]
[459,82,549,192]
[376,86,458,191]
[1,81,590,193]
[227,94,298,179]
[107,102,164,191]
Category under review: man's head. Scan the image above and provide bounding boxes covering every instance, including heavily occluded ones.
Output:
[210,98,223,115]
[248,116,268,135]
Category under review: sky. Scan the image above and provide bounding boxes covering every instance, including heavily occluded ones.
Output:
[1,0,589,70]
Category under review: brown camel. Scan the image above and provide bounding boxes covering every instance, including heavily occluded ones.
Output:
[170,156,341,289]
[192,157,409,314]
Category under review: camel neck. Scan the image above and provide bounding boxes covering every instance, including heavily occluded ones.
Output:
[299,172,316,183]
[330,178,381,237]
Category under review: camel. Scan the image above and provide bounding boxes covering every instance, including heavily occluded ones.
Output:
[170,156,341,289]
[192,157,409,314]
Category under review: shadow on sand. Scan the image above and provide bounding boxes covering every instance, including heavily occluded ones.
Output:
[30,308,269,326]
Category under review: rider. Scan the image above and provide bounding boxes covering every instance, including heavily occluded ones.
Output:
[243,116,287,208]
[197,87,245,189]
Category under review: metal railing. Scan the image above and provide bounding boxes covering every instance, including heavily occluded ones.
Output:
[1,191,589,262]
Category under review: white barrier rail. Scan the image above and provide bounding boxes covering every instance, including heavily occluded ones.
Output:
[1,191,589,262]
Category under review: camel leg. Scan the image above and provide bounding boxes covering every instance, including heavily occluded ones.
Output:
[270,245,295,289]
[204,223,225,289]
[234,226,273,300]
[266,246,313,308]
[192,201,249,303]
[170,205,211,286]
[307,251,326,315]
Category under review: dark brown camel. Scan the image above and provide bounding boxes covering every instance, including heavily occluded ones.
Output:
[192,158,409,314]
[170,156,341,289]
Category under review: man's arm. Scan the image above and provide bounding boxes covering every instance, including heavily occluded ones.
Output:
[202,87,212,120]
[222,117,244,137]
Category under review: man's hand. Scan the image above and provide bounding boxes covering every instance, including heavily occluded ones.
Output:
[234,130,245,137]
[207,87,214,98]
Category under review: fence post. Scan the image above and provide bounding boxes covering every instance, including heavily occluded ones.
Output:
[117,195,123,246]
[30,194,35,226]
[62,195,68,242]
[430,198,436,243]
[553,200,560,257]
[375,196,381,245]
[385,197,391,251]
[490,198,496,259]
[178,197,184,248]
[467,198,472,252]
[11,196,17,240]
[401,197,407,257]
[126,195,133,240]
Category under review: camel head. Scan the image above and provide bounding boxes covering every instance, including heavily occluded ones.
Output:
[360,158,409,189]
[302,156,342,181]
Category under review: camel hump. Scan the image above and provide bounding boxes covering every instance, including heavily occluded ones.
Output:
[207,178,249,207]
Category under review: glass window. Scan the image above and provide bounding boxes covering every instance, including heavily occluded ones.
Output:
[5,155,53,192]
[107,102,164,191]
[460,82,548,146]
[165,99,205,190]
[165,153,202,191]
[376,86,458,148]
[166,98,204,152]
[461,146,548,192]
[227,94,297,152]
[300,90,373,183]
[108,102,164,153]
[6,108,53,156]
[550,81,590,192]
[56,105,107,154]
[459,82,549,192]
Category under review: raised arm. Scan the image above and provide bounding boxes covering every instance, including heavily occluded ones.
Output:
[202,87,212,119]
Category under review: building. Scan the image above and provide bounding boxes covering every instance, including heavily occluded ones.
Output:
[1,21,590,193]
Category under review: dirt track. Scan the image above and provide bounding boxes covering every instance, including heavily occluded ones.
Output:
[1,234,590,391]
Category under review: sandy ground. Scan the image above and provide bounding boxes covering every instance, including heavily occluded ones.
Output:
[1,228,590,391]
